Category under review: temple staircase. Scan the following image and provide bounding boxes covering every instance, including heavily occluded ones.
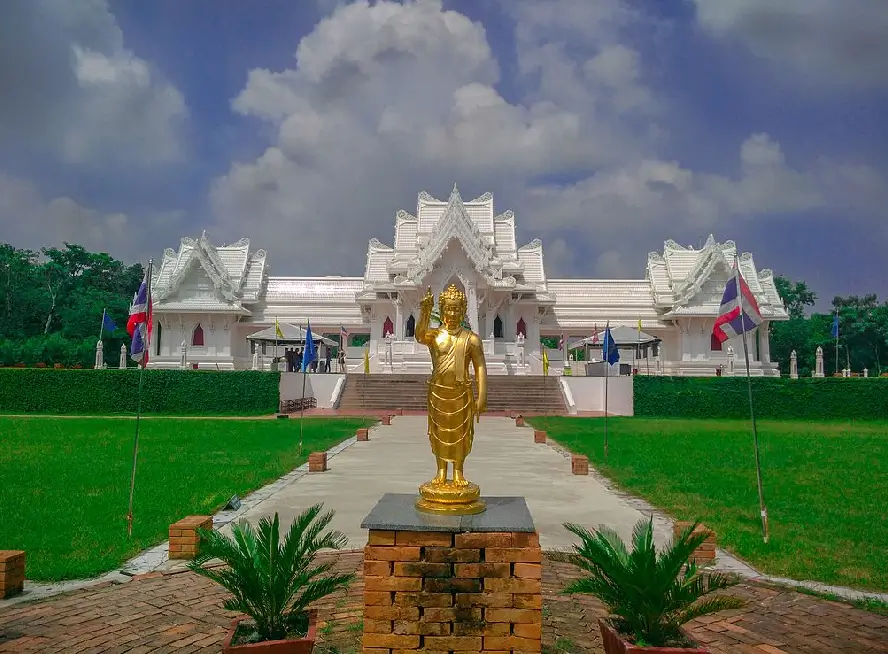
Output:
[337,374,567,414]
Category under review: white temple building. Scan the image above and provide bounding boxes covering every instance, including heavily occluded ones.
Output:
[147,186,788,376]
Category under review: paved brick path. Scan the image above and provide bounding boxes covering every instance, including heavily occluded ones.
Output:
[1,552,885,653]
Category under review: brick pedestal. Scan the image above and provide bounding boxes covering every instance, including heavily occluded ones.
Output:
[381,415,392,425]
[571,454,589,475]
[308,452,328,472]
[533,430,547,444]
[360,494,542,653]
[674,522,716,564]
[357,428,370,442]
[0,550,25,599]
[515,416,525,427]
[169,516,212,560]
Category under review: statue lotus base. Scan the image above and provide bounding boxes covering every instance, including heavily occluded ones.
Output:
[416,480,486,515]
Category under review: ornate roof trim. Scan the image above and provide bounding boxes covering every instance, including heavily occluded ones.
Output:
[154,232,240,304]
[410,186,494,283]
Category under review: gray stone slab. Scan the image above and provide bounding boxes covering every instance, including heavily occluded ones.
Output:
[361,493,536,533]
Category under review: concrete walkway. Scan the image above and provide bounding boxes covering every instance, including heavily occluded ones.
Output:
[223,415,671,550]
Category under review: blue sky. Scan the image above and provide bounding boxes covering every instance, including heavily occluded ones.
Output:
[1,0,886,310]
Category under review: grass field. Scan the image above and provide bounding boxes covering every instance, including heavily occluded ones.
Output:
[0,416,368,581]
[529,417,888,592]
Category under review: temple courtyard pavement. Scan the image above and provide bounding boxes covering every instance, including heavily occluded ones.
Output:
[219,415,667,551]
[1,417,887,652]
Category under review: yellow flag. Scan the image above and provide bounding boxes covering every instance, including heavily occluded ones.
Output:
[637,318,642,333]
[542,349,549,376]
[274,318,284,340]
[363,346,370,374]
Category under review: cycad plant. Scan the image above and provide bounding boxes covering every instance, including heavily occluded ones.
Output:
[563,518,744,648]
[187,505,354,644]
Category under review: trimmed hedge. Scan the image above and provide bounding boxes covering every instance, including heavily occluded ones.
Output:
[0,369,281,415]
[634,376,888,420]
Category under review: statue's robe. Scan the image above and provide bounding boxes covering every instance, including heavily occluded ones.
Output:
[427,328,475,463]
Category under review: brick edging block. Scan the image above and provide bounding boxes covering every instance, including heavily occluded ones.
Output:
[381,415,392,425]
[356,428,370,441]
[0,550,25,599]
[363,529,543,652]
[674,521,717,563]
[169,516,212,560]
[308,451,328,472]
[571,454,589,475]
[533,429,547,443]
[515,416,525,427]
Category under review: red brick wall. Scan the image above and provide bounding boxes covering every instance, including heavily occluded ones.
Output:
[362,529,543,652]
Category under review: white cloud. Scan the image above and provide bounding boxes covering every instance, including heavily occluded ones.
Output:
[693,0,888,90]
[208,0,886,280]
[0,0,187,165]
[0,173,183,262]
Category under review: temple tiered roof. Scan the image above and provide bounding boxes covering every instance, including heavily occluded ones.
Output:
[152,232,266,313]
[646,235,787,319]
[150,192,786,329]
[364,186,544,294]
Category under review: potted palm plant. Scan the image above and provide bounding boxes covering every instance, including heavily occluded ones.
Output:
[188,504,355,653]
[563,518,744,653]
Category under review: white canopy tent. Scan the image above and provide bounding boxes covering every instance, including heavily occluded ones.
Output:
[247,323,337,347]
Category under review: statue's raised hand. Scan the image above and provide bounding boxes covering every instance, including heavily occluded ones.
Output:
[420,287,434,312]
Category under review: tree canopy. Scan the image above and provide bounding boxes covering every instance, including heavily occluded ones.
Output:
[0,243,143,367]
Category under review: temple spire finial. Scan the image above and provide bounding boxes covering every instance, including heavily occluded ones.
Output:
[449,183,461,201]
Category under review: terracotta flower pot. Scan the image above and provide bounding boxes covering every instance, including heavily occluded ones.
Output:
[223,610,318,653]
[599,618,709,654]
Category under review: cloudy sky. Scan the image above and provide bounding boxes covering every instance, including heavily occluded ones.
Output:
[1,0,886,308]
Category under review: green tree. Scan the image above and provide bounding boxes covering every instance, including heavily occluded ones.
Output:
[774,275,817,319]
[832,294,888,375]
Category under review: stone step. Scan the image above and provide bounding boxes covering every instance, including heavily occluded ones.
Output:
[338,374,566,413]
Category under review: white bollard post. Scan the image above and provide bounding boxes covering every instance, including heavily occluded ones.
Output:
[814,346,824,377]
[94,340,104,369]
[119,344,127,369]
[789,349,798,379]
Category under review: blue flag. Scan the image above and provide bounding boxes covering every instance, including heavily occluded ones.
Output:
[831,312,839,339]
[603,324,620,365]
[301,321,317,372]
[102,311,117,333]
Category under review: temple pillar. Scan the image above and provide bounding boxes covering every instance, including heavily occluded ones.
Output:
[758,321,771,364]
[394,298,403,339]
[529,314,542,354]
[466,283,479,333]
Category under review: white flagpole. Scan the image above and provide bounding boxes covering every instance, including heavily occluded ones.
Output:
[735,256,769,543]
[99,308,106,341]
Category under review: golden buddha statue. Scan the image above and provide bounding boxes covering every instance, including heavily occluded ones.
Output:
[415,284,488,515]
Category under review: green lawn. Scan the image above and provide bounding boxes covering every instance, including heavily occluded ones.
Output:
[0,416,368,581]
[529,417,888,592]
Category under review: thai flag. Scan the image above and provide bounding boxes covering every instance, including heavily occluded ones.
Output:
[558,333,564,350]
[340,324,348,345]
[127,272,153,367]
[713,262,762,344]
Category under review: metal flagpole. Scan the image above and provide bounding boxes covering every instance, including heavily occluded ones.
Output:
[299,330,308,451]
[126,258,152,539]
[735,257,769,543]
[603,322,610,459]
[99,308,106,341]
[834,308,839,376]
